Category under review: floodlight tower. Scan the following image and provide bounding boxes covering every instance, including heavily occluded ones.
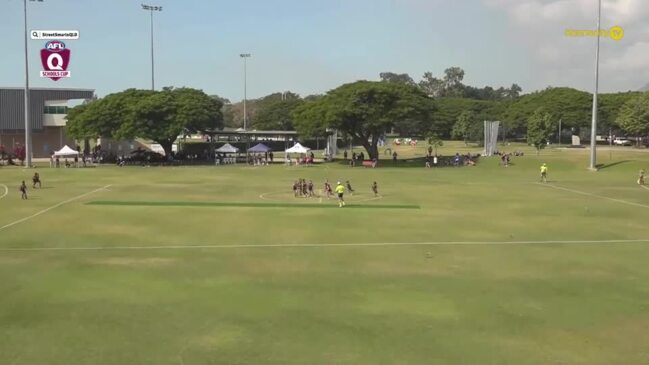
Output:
[141,4,162,90]
[23,0,44,168]
[240,53,251,130]
[589,0,602,171]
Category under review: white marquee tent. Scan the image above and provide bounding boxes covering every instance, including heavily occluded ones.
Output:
[54,145,79,157]
[216,143,240,153]
[285,143,310,154]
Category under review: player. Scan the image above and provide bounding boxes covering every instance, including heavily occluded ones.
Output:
[638,170,645,186]
[346,180,355,196]
[540,163,548,183]
[324,179,333,199]
[19,181,28,200]
[335,181,346,207]
[372,181,378,197]
[32,172,41,188]
[307,180,314,197]
[293,180,299,197]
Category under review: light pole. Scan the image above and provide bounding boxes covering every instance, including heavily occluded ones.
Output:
[589,0,602,171]
[23,0,43,168]
[141,4,162,91]
[240,53,251,130]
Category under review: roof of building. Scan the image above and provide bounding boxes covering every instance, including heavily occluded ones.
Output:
[0,88,95,130]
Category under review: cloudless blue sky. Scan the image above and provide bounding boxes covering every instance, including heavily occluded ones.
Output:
[1,0,547,100]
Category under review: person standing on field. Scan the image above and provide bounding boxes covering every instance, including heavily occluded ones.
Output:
[638,170,645,185]
[540,163,548,183]
[335,181,346,208]
[20,181,28,200]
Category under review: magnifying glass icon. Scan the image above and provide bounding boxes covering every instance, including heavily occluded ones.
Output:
[32,31,39,38]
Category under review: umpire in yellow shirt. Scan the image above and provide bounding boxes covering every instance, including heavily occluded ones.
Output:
[335,181,346,207]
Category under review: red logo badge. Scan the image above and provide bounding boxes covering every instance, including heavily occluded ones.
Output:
[40,40,71,81]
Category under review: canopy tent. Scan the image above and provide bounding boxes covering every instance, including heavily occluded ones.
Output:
[54,145,79,157]
[247,143,272,153]
[285,143,310,154]
[216,143,240,153]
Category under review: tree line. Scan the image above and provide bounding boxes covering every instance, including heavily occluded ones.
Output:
[66,66,649,159]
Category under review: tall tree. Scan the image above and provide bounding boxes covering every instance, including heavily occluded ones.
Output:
[419,72,445,97]
[527,107,555,153]
[66,88,223,157]
[380,72,415,86]
[443,67,466,97]
[506,84,523,99]
[294,81,435,160]
[451,110,481,145]
[254,99,304,130]
[615,92,649,145]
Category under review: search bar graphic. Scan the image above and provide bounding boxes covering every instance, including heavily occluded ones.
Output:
[31,30,80,40]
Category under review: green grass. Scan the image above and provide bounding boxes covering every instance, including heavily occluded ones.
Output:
[2,144,649,364]
[86,201,421,209]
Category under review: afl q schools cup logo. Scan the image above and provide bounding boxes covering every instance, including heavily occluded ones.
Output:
[40,40,71,81]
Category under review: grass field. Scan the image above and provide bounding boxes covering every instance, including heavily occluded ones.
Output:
[2,143,649,364]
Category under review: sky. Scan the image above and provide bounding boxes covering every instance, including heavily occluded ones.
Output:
[0,0,647,101]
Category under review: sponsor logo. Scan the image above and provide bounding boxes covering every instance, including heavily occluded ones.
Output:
[40,40,71,81]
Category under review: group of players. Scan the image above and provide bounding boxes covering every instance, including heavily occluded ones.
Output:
[292,179,379,207]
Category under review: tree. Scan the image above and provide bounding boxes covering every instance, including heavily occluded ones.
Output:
[452,110,481,145]
[443,67,465,97]
[503,87,591,136]
[527,107,555,153]
[602,91,643,132]
[294,81,435,160]
[426,132,443,155]
[419,72,445,97]
[380,72,415,86]
[506,84,523,99]
[615,92,649,145]
[254,98,304,130]
[66,88,223,157]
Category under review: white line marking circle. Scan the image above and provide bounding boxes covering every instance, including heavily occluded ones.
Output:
[0,184,8,200]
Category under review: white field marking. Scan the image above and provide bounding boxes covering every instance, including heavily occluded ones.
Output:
[1,239,649,252]
[0,185,111,232]
[259,190,287,201]
[539,183,649,209]
[0,184,8,200]
[641,185,649,191]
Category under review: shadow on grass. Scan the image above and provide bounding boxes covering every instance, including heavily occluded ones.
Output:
[596,160,631,170]
[329,158,479,169]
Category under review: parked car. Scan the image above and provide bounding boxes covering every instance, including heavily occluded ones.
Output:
[613,137,633,146]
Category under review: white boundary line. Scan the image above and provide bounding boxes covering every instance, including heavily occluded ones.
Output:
[1,238,649,252]
[0,185,111,232]
[641,185,649,191]
[539,183,649,209]
[0,184,8,200]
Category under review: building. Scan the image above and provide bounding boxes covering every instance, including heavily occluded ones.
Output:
[0,87,94,158]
